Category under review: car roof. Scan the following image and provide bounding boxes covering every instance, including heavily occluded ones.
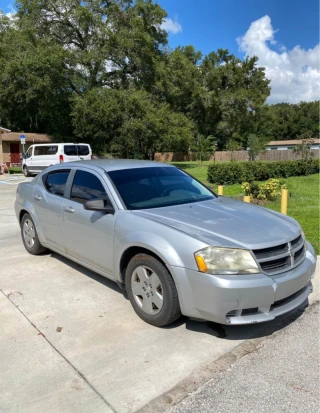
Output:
[60,159,175,172]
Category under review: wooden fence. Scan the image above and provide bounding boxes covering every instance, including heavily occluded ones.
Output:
[154,149,320,163]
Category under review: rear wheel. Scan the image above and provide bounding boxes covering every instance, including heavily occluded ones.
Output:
[23,166,31,177]
[21,213,47,255]
[125,253,181,327]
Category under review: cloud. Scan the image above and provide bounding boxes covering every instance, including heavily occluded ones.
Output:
[237,15,320,104]
[161,18,182,35]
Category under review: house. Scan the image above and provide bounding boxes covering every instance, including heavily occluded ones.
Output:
[0,130,51,166]
[266,139,320,150]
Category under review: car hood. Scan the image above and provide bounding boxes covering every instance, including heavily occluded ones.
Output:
[133,197,300,250]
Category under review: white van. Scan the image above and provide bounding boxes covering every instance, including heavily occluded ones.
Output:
[22,143,92,176]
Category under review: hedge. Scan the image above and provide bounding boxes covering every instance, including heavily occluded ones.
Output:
[207,159,320,185]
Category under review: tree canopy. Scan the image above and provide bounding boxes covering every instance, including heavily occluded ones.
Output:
[0,1,318,156]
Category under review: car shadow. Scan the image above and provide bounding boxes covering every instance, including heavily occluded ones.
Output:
[49,252,129,300]
[46,251,308,340]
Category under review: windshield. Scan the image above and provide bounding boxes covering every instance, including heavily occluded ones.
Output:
[107,167,216,210]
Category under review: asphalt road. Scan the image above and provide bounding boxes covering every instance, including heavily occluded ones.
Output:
[169,301,320,413]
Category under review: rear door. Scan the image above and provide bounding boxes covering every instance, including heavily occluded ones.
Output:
[63,145,91,162]
[32,169,71,251]
[62,168,116,276]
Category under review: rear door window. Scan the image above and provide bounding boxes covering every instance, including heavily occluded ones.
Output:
[64,145,90,156]
[45,170,70,197]
[70,170,108,204]
[77,145,90,156]
[64,145,77,156]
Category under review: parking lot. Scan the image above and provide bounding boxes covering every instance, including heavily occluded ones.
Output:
[0,175,319,413]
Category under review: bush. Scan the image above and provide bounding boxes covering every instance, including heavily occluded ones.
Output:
[242,179,287,201]
[207,159,320,184]
[8,167,22,174]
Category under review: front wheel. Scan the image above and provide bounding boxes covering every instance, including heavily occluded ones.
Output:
[125,253,181,327]
[23,166,31,177]
[21,213,47,255]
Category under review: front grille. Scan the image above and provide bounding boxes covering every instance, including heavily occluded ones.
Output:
[294,245,304,262]
[226,310,241,318]
[253,243,288,260]
[241,307,259,316]
[260,256,290,272]
[291,235,303,249]
[253,234,305,275]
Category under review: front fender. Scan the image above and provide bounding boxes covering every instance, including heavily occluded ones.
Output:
[113,211,207,282]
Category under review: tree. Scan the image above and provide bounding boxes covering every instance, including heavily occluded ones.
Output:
[247,134,266,161]
[293,132,315,174]
[226,139,242,162]
[256,101,320,141]
[193,134,215,165]
[15,0,168,93]
[71,87,193,157]
[197,51,270,148]
[0,15,72,136]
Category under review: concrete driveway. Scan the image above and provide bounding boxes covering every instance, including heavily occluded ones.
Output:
[0,175,319,413]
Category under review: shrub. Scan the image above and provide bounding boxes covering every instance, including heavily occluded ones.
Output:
[241,179,287,201]
[207,159,320,184]
[257,179,286,200]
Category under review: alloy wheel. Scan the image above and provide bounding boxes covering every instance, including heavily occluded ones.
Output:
[23,219,35,248]
[131,266,164,315]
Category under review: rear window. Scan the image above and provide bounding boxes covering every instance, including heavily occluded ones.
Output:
[34,145,58,156]
[45,170,70,197]
[64,145,90,156]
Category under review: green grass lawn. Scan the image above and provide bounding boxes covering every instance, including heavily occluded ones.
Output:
[172,162,319,254]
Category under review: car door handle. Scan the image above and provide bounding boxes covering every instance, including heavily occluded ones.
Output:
[64,206,75,213]
[34,195,42,201]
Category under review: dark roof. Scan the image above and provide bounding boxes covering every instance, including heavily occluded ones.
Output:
[1,132,51,143]
[267,139,320,146]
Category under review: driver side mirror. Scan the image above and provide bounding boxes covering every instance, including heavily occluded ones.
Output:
[83,199,114,214]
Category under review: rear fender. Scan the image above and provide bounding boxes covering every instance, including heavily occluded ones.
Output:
[19,198,46,245]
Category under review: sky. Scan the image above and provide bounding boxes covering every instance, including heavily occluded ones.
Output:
[1,0,319,104]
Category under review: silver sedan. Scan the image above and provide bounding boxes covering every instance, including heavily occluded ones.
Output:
[15,160,317,326]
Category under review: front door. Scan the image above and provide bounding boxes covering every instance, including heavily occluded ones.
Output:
[10,143,20,164]
[62,169,116,276]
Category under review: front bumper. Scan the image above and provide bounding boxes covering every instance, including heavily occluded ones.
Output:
[170,242,317,325]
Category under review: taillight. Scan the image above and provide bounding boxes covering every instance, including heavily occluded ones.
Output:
[59,154,64,163]
[91,155,93,159]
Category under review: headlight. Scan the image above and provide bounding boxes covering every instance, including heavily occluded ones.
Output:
[194,247,260,275]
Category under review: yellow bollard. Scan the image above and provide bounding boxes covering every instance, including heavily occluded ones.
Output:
[281,188,288,215]
[218,185,223,196]
[243,195,251,203]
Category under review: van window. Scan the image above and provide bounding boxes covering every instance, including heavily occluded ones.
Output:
[45,170,70,197]
[34,146,58,156]
[64,145,90,156]
[25,147,32,158]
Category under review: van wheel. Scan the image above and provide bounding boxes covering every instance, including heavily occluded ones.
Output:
[23,166,31,177]
[21,213,47,255]
[125,253,181,327]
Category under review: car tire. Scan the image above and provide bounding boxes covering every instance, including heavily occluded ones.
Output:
[125,253,181,327]
[21,213,47,255]
[23,166,31,177]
